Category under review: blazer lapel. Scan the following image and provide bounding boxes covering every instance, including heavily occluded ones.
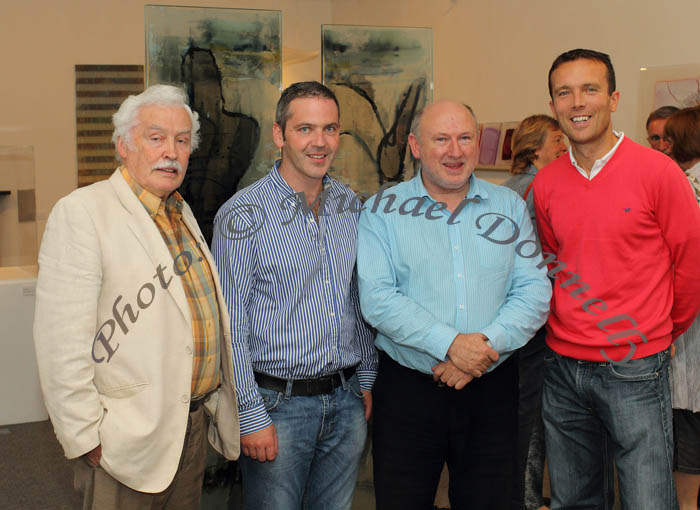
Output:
[108,170,192,327]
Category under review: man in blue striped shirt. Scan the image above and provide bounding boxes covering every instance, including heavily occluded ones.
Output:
[357,100,551,509]
[212,81,377,510]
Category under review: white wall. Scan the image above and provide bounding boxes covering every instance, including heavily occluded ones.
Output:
[3,0,699,242]
[331,0,700,141]
[1,0,331,247]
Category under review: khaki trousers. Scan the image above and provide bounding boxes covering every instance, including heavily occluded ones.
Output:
[74,406,208,510]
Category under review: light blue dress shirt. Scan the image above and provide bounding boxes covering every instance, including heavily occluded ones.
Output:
[357,172,551,375]
[212,163,377,435]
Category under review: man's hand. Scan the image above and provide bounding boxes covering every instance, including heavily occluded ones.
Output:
[241,424,278,462]
[431,360,473,390]
[447,333,499,378]
[84,444,102,467]
[361,390,372,421]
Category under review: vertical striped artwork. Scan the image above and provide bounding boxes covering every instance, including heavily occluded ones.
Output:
[75,65,144,187]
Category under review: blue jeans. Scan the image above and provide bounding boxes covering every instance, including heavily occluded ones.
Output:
[542,347,678,510]
[239,373,367,510]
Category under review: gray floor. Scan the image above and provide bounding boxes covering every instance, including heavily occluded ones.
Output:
[0,420,82,510]
[0,420,374,510]
[0,420,242,510]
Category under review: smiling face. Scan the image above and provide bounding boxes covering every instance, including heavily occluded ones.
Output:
[408,101,479,199]
[273,97,340,190]
[534,128,568,169]
[549,59,620,153]
[117,105,192,198]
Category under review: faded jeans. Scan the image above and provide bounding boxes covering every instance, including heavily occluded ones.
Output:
[239,373,367,510]
[542,347,678,510]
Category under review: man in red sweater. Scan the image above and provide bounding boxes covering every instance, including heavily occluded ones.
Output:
[533,49,700,509]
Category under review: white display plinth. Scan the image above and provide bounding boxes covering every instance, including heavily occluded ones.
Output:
[0,266,48,425]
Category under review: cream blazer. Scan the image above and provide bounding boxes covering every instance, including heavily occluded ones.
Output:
[34,170,240,492]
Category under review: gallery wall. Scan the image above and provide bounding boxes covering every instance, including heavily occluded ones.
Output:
[3,0,700,251]
[332,0,700,138]
[1,0,331,248]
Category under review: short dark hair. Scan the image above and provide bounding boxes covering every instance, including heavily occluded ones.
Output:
[646,105,680,129]
[275,81,339,136]
[548,49,616,98]
[664,106,700,164]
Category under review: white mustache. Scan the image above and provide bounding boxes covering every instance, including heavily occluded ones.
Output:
[152,159,182,172]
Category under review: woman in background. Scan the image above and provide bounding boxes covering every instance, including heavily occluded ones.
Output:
[503,115,567,510]
[663,106,700,510]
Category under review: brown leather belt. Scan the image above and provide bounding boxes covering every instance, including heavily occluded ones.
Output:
[189,387,218,412]
[254,365,357,396]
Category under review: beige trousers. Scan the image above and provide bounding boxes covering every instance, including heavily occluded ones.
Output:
[74,407,208,510]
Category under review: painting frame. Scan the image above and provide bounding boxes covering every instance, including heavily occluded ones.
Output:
[637,62,700,144]
[322,24,433,193]
[145,4,282,243]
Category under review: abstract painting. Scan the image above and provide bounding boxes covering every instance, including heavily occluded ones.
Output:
[322,25,432,193]
[654,77,700,109]
[75,65,144,187]
[146,5,281,243]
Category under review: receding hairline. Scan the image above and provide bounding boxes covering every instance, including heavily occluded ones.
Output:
[411,101,478,139]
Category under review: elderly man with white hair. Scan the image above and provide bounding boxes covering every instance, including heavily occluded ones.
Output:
[34,84,240,509]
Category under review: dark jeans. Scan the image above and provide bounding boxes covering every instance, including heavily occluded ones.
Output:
[512,327,547,510]
[543,347,677,510]
[372,351,518,510]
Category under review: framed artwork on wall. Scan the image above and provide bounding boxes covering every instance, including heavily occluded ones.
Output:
[322,24,433,193]
[146,5,281,243]
[494,121,519,169]
[75,65,144,187]
[637,62,700,143]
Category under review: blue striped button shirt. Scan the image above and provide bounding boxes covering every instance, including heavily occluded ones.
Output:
[212,163,377,435]
[357,172,551,375]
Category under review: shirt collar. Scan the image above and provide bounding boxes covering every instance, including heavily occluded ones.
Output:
[686,160,700,180]
[120,166,183,218]
[270,159,340,201]
[411,169,488,203]
[524,164,539,176]
[568,131,624,180]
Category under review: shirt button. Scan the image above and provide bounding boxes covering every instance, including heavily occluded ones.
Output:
[329,312,335,317]
[454,245,460,250]
[325,279,330,285]
[181,394,189,403]
[186,346,193,355]
[459,305,465,310]
[457,273,463,278]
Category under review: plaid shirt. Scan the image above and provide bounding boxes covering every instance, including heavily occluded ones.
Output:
[121,167,221,396]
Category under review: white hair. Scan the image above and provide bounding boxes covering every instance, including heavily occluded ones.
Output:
[112,84,200,162]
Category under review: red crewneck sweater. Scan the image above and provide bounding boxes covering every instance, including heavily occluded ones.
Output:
[533,137,700,362]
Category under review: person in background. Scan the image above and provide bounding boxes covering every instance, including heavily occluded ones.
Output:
[503,114,567,510]
[662,105,700,510]
[646,105,679,155]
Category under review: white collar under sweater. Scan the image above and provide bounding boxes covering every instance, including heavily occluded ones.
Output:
[569,131,624,180]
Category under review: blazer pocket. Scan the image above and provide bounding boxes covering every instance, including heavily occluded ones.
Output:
[100,382,149,399]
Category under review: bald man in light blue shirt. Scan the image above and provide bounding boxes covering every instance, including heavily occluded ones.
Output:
[357,100,551,510]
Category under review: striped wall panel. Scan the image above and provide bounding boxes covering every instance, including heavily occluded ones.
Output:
[75,65,144,187]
